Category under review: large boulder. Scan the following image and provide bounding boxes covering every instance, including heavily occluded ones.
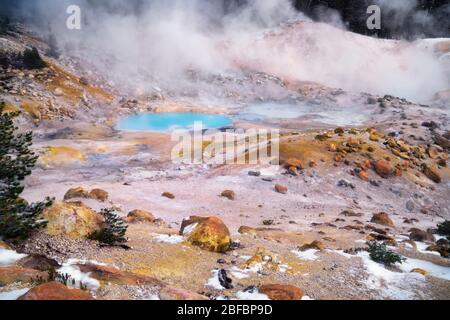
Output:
[18,282,94,300]
[125,210,155,223]
[258,284,304,300]
[370,212,394,227]
[0,267,48,286]
[180,216,232,253]
[42,201,104,239]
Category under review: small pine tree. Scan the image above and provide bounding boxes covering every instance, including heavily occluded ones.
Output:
[21,47,47,69]
[90,208,128,245]
[0,102,53,240]
[367,241,405,266]
[437,221,450,240]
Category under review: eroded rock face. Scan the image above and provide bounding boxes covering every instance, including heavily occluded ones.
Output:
[18,282,94,300]
[125,210,155,223]
[370,212,394,227]
[0,267,48,286]
[162,192,175,199]
[0,241,10,249]
[258,284,303,300]
[180,216,232,253]
[42,201,104,239]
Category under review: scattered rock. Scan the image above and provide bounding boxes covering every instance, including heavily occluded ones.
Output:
[340,210,363,217]
[298,240,325,251]
[258,284,303,300]
[218,269,233,289]
[410,268,428,276]
[374,160,394,178]
[274,184,288,194]
[63,187,89,201]
[409,228,435,242]
[422,164,442,183]
[405,200,415,212]
[125,210,155,223]
[370,212,394,227]
[180,216,232,253]
[337,179,355,189]
[221,190,236,201]
[42,201,104,239]
[283,158,303,169]
[18,282,94,300]
[162,192,175,199]
[88,188,109,202]
[248,171,261,177]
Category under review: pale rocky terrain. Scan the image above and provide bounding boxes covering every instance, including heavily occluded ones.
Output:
[0,20,450,300]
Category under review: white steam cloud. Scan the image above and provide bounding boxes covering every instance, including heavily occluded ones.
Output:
[7,0,450,103]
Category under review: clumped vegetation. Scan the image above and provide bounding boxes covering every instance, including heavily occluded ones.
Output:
[367,241,405,266]
[437,221,450,240]
[89,208,128,246]
[0,102,53,241]
[21,47,47,69]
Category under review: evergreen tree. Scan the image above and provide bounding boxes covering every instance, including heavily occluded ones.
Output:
[21,47,47,69]
[0,102,53,240]
[90,208,128,245]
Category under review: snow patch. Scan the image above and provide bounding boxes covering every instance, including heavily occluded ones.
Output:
[292,249,320,261]
[153,234,184,244]
[0,248,26,266]
[57,259,104,291]
[206,269,225,290]
[0,288,29,300]
[236,289,270,300]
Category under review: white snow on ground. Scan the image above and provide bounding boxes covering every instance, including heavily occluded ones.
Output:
[398,258,450,281]
[0,248,26,266]
[291,249,320,261]
[206,269,224,290]
[302,295,314,300]
[0,288,29,300]
[235,289,270,300]
[229,266,250,279]
[153,234,184,244]
[357,251,426,300]
[415,242,441,256]
[57,259,102,291]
